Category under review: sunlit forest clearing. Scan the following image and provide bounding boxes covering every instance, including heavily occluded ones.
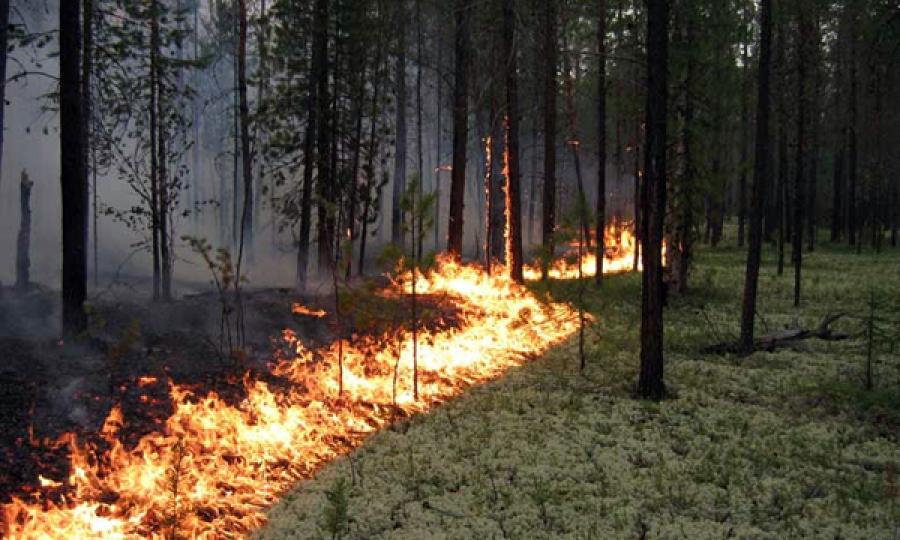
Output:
[0,0,898,538]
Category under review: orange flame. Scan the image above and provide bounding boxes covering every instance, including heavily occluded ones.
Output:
[291,303,327,318]
[523,221,665,280]
[2,256,581,539]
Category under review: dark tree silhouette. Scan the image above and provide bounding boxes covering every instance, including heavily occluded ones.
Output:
[637,0,668,400]
[739,0,772,355]
[61,0,88,335]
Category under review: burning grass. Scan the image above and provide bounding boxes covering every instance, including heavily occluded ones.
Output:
[1,255,581,539]
[259,243,900,539]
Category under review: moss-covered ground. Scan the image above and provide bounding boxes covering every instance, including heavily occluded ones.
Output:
[258,242,900,539]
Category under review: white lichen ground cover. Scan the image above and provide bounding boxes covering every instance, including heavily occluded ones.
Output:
[258,243,900,539]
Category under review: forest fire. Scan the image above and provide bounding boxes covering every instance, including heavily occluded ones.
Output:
[523,221,646,280]
[1,256,581,539]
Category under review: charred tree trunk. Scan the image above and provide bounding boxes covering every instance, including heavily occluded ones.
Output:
[60,0,88,335]
[16,171,33,291]
[447,0,471,258]
[739,0,771,355]
[502,0,523,282]
[595,0,607,286]
[638,0,668,401]
[541,0,558,278]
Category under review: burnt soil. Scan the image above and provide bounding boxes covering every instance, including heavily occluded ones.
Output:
[0,282,462,506]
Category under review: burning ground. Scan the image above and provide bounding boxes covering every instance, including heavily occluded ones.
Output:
[0,256,582,538]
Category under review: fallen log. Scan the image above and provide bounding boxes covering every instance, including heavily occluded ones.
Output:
[703,312,853,355]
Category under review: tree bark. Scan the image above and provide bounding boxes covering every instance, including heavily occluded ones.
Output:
[298,0,328,289]
[847,4,858,247]
[541,0,558,279]
[392,5,408,248]
[61,0,88,335]
[447,0,471,258]
[793,5,808,307]
[738,38,749,248]
[0,0,7,204]
[16,170,33,291]
[594,0,607,286]
[315,0,333,271]
[775,10,786,275]
[237,0,253,267]
[502,0,523,282]
[739,0,771,355]
[149,0,161,301]
[638,0,668,401]
[153,0,171,301]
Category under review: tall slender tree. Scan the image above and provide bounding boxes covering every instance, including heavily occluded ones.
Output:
[637,0,668,400]
[503,0,523,282]
[0,0,8,205]
[392,2,408,247]
[594,0,607,287]
[61,0,88,335]
[447,0,471,258]
[739,0,772,355]
[541,0,558,279]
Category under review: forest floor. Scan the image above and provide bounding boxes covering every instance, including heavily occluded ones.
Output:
[0,279,455,505]
[259,242,900,539]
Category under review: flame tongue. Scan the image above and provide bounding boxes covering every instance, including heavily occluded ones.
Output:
[3,255,582,539]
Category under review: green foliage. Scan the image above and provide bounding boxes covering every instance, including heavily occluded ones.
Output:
[320,476,351,540]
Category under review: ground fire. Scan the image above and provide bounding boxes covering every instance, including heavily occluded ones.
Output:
[2,254,594,539]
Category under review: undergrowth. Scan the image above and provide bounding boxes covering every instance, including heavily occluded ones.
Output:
[258,242,900,539]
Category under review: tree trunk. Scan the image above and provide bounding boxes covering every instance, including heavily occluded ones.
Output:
[298,0,328,289]
[83,0,95,286]
[847,7,858,247]
[392,7,408,248]
[16,170,33,291]
[738,39,749,248]
[237,0,253,267]
[502,0,523,282]
[149,0,161,301]
[775,11,786,275]
[793,6,808,308]
[638,0,668,401]
[0,0,8,207]
[594,0,607,286]
[541,0,557,278]
[316,0,334,271]
[434,29,443,251]
[739,0,771,355]
[563,45,592,249]
[60,0,88,335]
[447,0,471,258]
[153,0,171,301]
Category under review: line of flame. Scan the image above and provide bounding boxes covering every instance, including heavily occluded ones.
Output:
[2,255,583,539]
